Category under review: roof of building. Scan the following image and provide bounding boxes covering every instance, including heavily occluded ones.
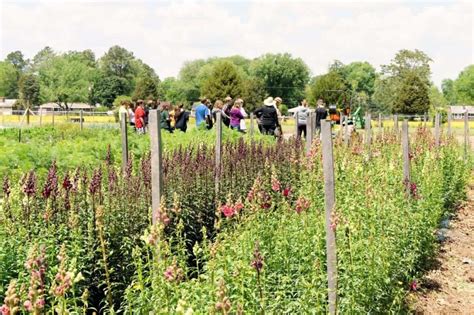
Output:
[0,99,17,108]
[40,102,92,109]
[450,105,474,114]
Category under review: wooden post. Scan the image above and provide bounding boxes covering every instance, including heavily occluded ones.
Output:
[339,114,344,139]
[306,112,314,152]
[250,113,255,137]
[423,112,427,128]
[321,119,337,315]
[344,115,349,146]
[18,128,21,143]
[365,113,371,149]
[295,112,299,138]
[52,111,55,128]
[120,112,129,173]
[149,110,164,225]
[80,110,84,131]
[393,114,398,133]
[378,113,382,130]
[465,110,469,159]
[26,108,30,125]
[215,112,223,199]
[447,110,452,136]
[402,120,411,192]
[39,111,42,127]
[434,112,440,147]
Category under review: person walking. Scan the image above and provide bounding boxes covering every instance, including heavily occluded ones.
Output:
[195,98,211,127]
[134,100,146,134]
[230,100,244,132]
[221,96,232,127]
[294,99,310,139]
[175,104,190,132]
[238,98,248,133]
[254,97,279,136]
[128,102,136,127]
[315,99,328,133]
[160,102,172,133]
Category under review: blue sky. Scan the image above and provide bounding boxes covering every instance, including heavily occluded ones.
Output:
[1,0,472,86]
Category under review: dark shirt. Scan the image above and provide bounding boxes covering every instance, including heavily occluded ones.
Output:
[315,107,328,128]
[175,111,190,132]
[253,106,278,127]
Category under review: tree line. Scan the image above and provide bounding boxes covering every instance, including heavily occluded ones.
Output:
[0,46,472,114]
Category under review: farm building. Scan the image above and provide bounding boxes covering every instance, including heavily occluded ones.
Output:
[450,105,474,120]
[0,97,17,115]
[39,102,93,114]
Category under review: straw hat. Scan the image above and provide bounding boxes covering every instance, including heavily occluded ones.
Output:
[264,97,275,106]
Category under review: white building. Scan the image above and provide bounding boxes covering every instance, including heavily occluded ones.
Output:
[450,105,474,120]
[0,97,16,115]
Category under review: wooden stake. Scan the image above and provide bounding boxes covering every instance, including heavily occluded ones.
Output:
[465,110,469,160]
[393,114,398,133]
[250,113,255,138]
[321,119,337,315]
[339,114,344,140]
[149,110,164,225]
[434,112,440,147]
[423,112,427,128]
[52,111,55,128]
[80,110,84,131]
[402,120,411,192]
[447,110,452,136]
[215,112,222,199]
[306,112,314,152]
[26,108,30,125]
[120,112,129,174]
[295,111,299,138]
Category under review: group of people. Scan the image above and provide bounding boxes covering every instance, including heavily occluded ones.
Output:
[118,96,330,139]
[118,99,190,134]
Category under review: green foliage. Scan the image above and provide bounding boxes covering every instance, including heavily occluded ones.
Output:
[159,77,189,104]
[393,71,430,114]
[132,75,159,100]
[38,54,95,108]
[251,53,310,106]
[18,74,40,108]
[99,45,135,81]
[278,103,288,116]
[428,85,447,110]
[441,79,456,105]
[112,95,132,109]
[454,64,474,104]
[5,51,27,72]
[31,46,56,73]
[344,61,377,96]
[242,77,267,112]
[306,71,346,105]
[90,74,129,107]
[0,61,18,98]
[201,61,244,101]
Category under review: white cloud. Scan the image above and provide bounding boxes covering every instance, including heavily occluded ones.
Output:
[1,0,472,86]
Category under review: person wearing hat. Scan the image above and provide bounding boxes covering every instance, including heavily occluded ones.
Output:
[253,97,279,136]
[221,96,232,127]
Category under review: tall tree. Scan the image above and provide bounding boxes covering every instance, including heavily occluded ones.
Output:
[38,54,95,108]
[306,71,346,106]
[6,51,27,72]
[373,77,397,113]
[428,85,448,109]
[18,74,40,108]
[99,46,136,80]
[132,75,159,100]
[90,74,129,107]
[242,77,267,112]
[344,61,377,96]
[159,77,189,104]
[201,61,244,101]
[0,61,18,98]
[251,53,310,106]
[454,65,474,104]
[381,49,432,84]
[392,71,430,114]
[441,79,457,105]
[31,46,56,73]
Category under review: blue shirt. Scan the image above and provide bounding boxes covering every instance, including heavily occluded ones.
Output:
[195,103,209,126]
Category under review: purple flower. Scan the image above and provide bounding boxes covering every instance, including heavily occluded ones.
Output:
[22,171,37,197]
[2,176,10,198]
[251,242,264,273]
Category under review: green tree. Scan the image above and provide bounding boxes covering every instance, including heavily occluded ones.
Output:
[344,61,377,96]
[428,85,447,109]
[373,77,397,113]
[441,79,457,105]
[31,46,56,73]
[454,65,474,104]
[0,61,18,98]
[251,53,310,106]
[90,74,129,107]
[99,46,136,94]
[38,54,95,108]
[112,95,133,108]
[6,51,27,72]
[381,49,432,84]
[392,71,430,114]
[159,77,189,104]
[242,77,267,112]
[201,61,244,101]
[306,71,346,106]
[133,75,159,100]
[18,74,40,108]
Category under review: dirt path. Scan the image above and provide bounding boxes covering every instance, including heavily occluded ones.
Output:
[409,176,474,314]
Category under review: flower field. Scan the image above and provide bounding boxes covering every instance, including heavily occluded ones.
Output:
[0,126,470,314]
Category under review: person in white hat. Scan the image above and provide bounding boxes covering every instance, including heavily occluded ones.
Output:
[253,97,279,136]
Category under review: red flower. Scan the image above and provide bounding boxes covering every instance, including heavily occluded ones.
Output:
[282,187,291,198]
[261,202,271,209]
[295,197,310,214]
[410,280,418,291]
[221,204,235,218]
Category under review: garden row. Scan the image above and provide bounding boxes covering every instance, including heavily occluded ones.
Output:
[0,122,470,313]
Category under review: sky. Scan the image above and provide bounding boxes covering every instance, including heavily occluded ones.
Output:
[0,0,473,87]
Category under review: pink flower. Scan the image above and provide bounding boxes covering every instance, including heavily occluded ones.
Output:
[24,300,32,312]
[35,299,45,309]
[0,305,10,315]
[410,280,418,291]
[221,205,235,218]
[164,267,174,281]
[271,177,281,192]
[282,187,291,198]
[295,197,310,214]
[234,202,244,212]
[261,202,271,209]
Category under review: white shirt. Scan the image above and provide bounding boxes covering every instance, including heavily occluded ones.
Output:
[240,107,248,130]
